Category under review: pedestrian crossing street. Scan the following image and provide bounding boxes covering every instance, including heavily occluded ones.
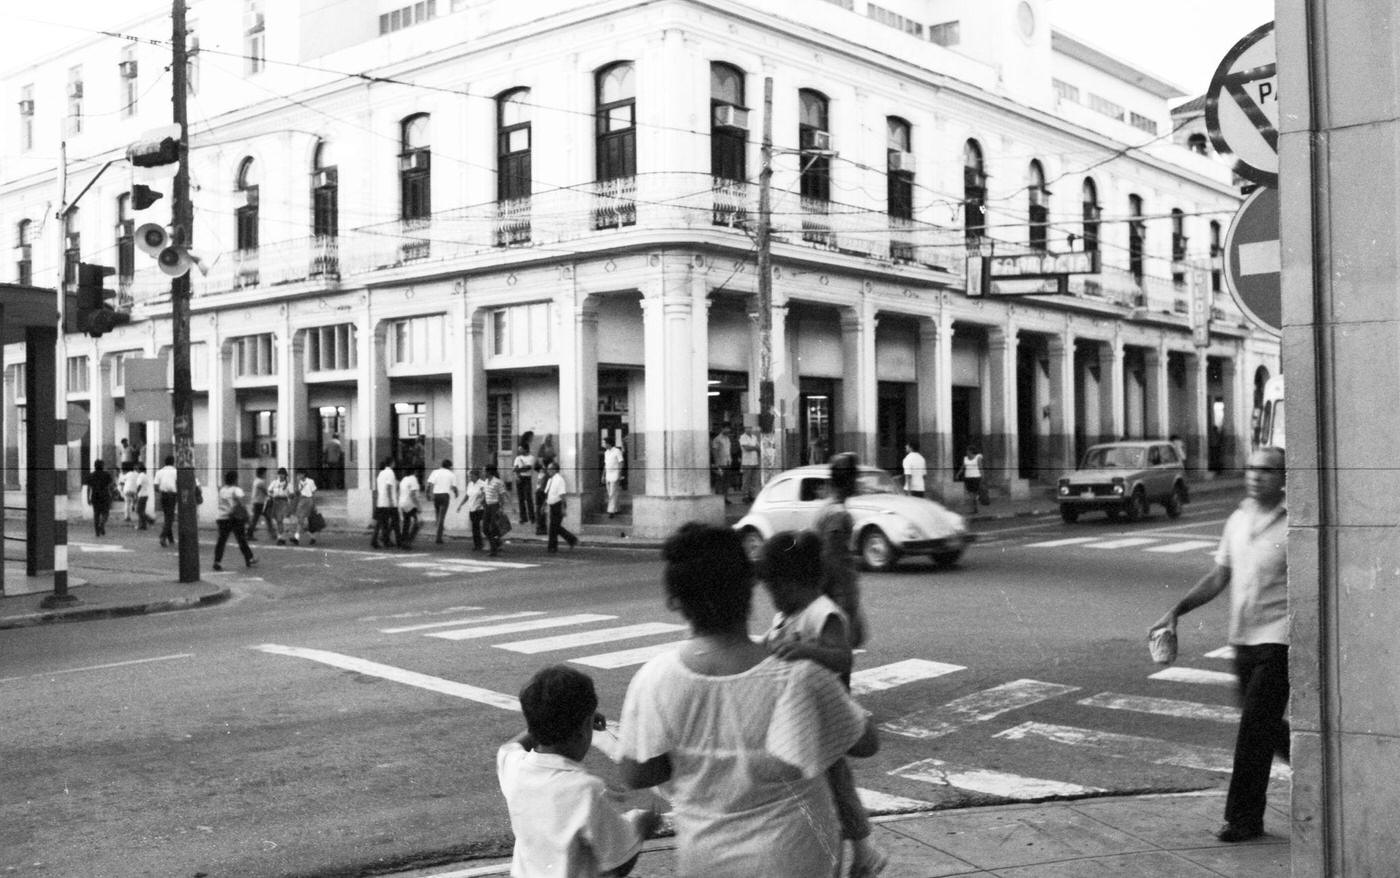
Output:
[256,609,1286,811]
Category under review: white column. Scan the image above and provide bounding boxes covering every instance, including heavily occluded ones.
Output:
[1098,337,1125,444]
[450,292,470,475]
[556,297,599,526]
[987,326,1019,493]
[1143,340,1169,439]
[208,338,238,483]
[838,300,878,463]
[1047,335,1075,472]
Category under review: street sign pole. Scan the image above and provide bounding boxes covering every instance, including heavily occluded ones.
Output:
[41,141,75,608]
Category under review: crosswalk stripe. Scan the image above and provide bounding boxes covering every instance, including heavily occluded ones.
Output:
[1025,537,1100,548]
[428,614,617,641]
[1085,537,1160,549]
[497,623,688,654]
[857,788,935,813]
[882,679,1080,740]
[1150,667,1236,687]
[380,612,545,634]
[850,659,966,697]
[400,558,538,570]
[252,644,519,710]
[993,721,1290,780]
[572,642,681,669]
[892,757,1104,799]
[1145,540,1217,553]
[1204,646,1236,660]
[1078,692,1240,723]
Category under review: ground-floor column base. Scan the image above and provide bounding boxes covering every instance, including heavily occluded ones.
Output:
[629,494,725,539]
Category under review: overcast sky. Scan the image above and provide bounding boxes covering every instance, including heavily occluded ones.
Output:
[14,0,1274,96]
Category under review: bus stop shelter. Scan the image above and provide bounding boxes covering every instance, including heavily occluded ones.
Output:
[2,283,61,595]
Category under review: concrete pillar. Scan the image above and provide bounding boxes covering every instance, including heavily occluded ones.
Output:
[462,309,489,470]
[92,354,116,466]
[1046,335,1075,473]
[25,326,56,576]
[633,273,719,536]
[1143,342,1168,438]
[450,293,470,477]
[916,316,946,493]
[1217,352,1241,470]
[770,303,797,478]
[209,340,238,481]
[1185,351,1208,477]
[278,330,310,474]
[1098,339,1125,444]
[986,326,1018,492]
[838,302,878,463]
[557,297,599,526]
[353,315,391,512]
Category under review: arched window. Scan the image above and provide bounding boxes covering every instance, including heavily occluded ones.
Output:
[1128,194,1145,283]
[798,89,831,203]
[400,113,431,222]
[1081,178,1100,255]
[710,63,746,183]
[116,192,134,281]
[596,62,636,183]
[1028,160,1049,251]
[497,88,532,203]
[1171,208,1187,285]
[1209,220,1223,293]
[887,117,913,219]
[236,157,259,251]
[963,139,987,242]
[312,140,338,239]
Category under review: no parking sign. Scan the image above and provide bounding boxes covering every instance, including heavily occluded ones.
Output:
[1206,22,1278,189]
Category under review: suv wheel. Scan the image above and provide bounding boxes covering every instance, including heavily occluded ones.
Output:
[1125,490,1148,522]
[1165,486,1185,519]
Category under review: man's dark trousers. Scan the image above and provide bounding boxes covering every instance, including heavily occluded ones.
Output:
[159,492,178,545]
[547,502,576,552]
[1225,643,1290,831]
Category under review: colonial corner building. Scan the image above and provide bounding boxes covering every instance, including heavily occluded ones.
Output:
[1,0,1277,538]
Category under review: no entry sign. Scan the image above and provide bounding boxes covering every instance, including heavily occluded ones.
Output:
[1206,21,1278,189]
[1223,187,1280,336]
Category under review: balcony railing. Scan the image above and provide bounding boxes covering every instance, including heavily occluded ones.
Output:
[591,177,637,230]
[494,197,532,246]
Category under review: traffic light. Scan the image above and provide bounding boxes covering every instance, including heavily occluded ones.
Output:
[127,124,193,278]
[68,262,130,338]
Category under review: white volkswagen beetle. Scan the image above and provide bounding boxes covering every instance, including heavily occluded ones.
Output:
[733,465,974,571]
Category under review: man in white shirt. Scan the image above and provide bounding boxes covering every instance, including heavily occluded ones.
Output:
[602,439,625,518]
[398,469,422,549]
[425,459,459,544]
[901,440,928,499]
[544,462,579,553]
[512,444,538,525]
[738,425,760,502]
[372,459,401,549]
[154,455,179,547]
[1151,446,1288,844]
[456,468,485,551]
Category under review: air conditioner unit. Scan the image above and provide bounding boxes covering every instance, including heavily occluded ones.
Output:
[399,152,428,172]
[119,60,139,78]
[801,129,832,151]
[244,11,265,31]
[713,104,749,130]
[888,150,915,172]
[18,99,34,115]
[312,168,337,188]
[67,82,84,99]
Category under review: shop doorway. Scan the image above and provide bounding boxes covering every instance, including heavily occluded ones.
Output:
[951,385,980,481]
[392,401,427,475]
[799,381,835,466]
[1016,346,1041,480]
[876,383,909,474]
[317,406,347,488]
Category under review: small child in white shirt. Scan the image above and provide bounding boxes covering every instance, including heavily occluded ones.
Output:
[497,665,659,878]
[759,530,888,878]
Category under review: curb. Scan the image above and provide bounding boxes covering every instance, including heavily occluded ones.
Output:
[0,585,232,630]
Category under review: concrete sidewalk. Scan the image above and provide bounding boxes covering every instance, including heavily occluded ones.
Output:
[393,790,1289,877]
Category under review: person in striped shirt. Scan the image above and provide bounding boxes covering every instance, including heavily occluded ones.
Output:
[481,464,507,556]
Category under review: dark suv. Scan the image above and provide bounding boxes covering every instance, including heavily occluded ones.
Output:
[1056,441,1189,523]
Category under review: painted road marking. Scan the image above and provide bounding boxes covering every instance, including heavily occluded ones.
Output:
[359,606,482,622]
[0,653,193,683]
[1205,646,1236,660]
[401,558,537,570]
[497,622,688,654]
[380,612,544,634]
[428,613,617,641]
[68,541,134,553]
[1025,537,1100,548]
[1078,692,1240,724]
[1145,540,1218,554]
[572,642,682,669]
[857,789,935,813]
[1085,537,1160,549]
[893,757,1104,799]
[850,659,966,697]
[882,679,1080,740]
[1150,667,1236,687]
[994,721,1290,780]
[252,644,519,710]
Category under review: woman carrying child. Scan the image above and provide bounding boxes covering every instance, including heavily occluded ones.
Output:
[759,529,888,878]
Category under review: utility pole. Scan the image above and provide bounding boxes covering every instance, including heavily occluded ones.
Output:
[756,77,779,480]
[170,0,199,582]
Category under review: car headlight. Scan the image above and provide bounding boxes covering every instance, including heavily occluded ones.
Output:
[1058,484,1070,496]
[1112,477,1125,495]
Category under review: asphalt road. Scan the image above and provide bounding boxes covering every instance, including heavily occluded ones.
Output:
[0,496,1256,878]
